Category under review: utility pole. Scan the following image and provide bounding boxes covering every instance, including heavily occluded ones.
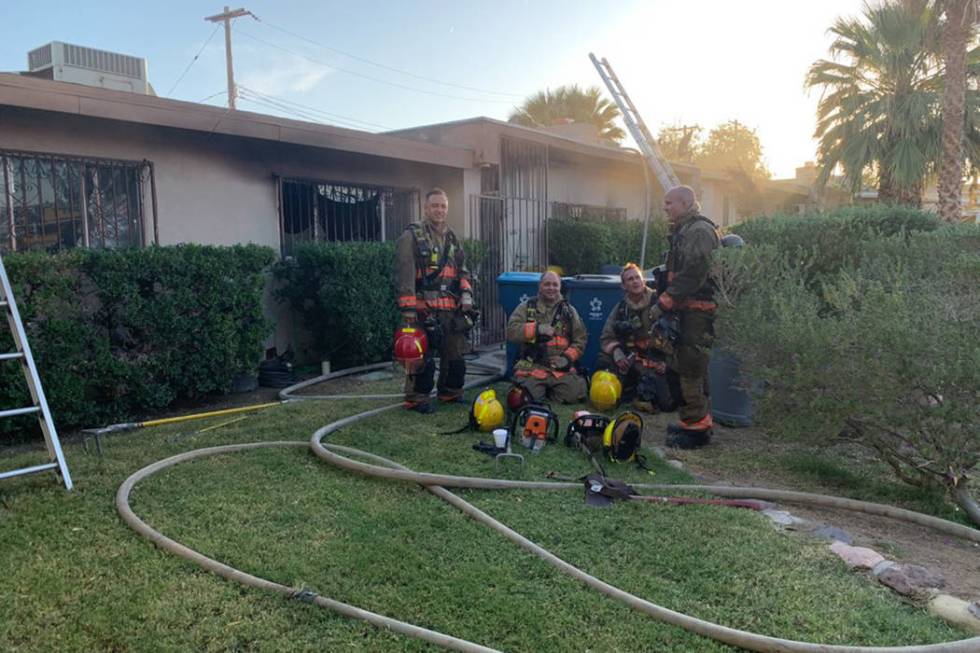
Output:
[204,6,252,110]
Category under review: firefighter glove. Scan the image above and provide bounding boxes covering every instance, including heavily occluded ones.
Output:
[550,355,571,371]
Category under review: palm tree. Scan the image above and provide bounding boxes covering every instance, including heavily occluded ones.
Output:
[509,85,625,143]
[937,0,978,221]
[806,0,980,206]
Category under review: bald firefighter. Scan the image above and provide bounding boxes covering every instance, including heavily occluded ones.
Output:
[394,188,475,413]
[649,185,721,448]
[505,271,587,404]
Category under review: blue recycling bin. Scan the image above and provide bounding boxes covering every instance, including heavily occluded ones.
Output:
[709,348,754,427]
[496,272,542,375]
[563,274,623,374]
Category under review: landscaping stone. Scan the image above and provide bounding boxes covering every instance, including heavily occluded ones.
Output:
[808,525,853,544]
[762,509,807,527]
[876,563,945,597]
[927,594,980,635]
[829,541,886,570]
[651,446,668,460]
[871,560,896,577]
[666,459,685,470]
[970,602,980,619]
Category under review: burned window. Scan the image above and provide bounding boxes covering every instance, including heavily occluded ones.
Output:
[0,150,145,253]
[279,178,419,255]
[551,201,627,222]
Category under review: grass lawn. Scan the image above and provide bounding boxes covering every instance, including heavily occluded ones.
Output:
[0,385,972,652]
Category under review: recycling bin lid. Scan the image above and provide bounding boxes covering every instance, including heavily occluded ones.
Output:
[564,274,621,287]
[496,271,543,283]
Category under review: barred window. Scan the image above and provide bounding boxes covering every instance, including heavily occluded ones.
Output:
[551,201,627,222]
[279,178,419,255]
[0,150,146,253]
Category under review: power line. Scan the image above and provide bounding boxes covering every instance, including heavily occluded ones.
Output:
[197,90,227,104]
[252,16,523,99]
[237,89,372,131]
[236,29,515,104]
[167,25,222,97]
[238,85,393,130]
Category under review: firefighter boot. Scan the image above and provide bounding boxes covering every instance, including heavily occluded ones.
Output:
[665,414,713,449]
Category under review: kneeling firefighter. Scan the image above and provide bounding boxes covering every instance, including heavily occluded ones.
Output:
[505,271,588,404]
[394,188,476,414]
[596,263,677,414]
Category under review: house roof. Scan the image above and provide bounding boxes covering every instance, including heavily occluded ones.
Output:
[0,73,474,169]
[387,116,699,175]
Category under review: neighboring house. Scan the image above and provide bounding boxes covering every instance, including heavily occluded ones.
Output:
[388,116,703,269]
[856,176,980,223]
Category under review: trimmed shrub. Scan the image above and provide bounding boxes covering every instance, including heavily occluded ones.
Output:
[273,242,400,370]
[274,238,487,371]
[548,216,670,275]
[716,208,980,524]
[0,245,274,442]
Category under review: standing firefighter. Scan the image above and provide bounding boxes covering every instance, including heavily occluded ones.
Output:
[395,188,475,413]
[596,263,675,413]
[650,185,720,448]
[506,271,588,404]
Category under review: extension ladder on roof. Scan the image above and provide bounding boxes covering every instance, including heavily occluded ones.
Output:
[0,252,72,490]
[589,52,681,194]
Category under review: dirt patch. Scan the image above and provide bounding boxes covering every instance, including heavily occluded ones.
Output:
[653,419,980,602]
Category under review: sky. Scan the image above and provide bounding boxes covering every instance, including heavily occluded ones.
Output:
[1,1,867,178]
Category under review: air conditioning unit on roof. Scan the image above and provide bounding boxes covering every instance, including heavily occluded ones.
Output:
[26,41,150,95]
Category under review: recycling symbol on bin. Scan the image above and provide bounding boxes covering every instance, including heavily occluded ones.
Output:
[519,293,530,303]
[588,296,603,319]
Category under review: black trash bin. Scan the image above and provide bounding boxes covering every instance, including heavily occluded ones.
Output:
[709,348,753,427]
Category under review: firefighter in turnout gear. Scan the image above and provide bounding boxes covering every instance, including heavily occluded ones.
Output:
[505,271,587,404]
[596,263,676,414]
[650,185,721,448]
[395,188,474,413]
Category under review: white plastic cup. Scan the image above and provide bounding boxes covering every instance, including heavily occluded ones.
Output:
[492,428,509,449]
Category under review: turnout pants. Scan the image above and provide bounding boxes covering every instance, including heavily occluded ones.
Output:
[667,311,714,423]
[514,370,587,404]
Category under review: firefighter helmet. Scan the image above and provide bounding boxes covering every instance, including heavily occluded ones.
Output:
[721,233,745,248]
[602,411,644,462]
[589,370,622,412]
[393,327,428,367]
[471,388,505,432]
[506,383,533,413]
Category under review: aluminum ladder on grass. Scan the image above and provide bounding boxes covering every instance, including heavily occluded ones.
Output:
[589,52,681,194]
[0,252,72,490]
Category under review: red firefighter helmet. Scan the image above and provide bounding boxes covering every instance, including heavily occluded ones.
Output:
[506,383,533,413]
[393,327,428,367]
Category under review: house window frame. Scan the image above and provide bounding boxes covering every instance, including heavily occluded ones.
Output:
[277,176,420,255]
[0,149,149,253]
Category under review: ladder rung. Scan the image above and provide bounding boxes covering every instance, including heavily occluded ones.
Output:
[0,299,8,308]
[0,462,59,481]
[0,406,41,419]
[0,352,24,361]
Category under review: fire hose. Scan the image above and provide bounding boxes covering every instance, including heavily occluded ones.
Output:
[117,360,980,652]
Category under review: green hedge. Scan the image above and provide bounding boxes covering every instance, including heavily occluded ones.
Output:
[0,245,274,442]
[715,206,979,516]
[548,216,670,275]
[274,242,399,370]
[273,238,486,371]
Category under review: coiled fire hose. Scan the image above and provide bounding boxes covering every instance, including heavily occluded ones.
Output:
[117,360,980,652]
